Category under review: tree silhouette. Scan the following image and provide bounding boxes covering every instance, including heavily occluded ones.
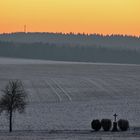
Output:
[0,80,27,132]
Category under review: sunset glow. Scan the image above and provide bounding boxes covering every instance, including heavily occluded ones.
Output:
[0,0,140,36]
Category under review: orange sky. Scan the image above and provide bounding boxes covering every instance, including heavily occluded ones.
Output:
[0,0,140,36]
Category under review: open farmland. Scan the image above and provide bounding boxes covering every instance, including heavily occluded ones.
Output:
[0,58,140,139]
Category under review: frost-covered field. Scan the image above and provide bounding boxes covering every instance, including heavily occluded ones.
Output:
[0,57,140,139]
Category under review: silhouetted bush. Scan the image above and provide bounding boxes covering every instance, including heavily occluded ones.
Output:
[91,119,101,131]
[118,119,129,131]
[101,119,112,131]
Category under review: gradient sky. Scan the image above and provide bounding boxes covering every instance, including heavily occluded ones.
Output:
[0,0,140,36]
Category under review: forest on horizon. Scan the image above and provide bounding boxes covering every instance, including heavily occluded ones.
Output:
[0,32,140,64]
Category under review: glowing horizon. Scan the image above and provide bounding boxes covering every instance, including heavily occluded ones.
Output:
[0,0,140,36]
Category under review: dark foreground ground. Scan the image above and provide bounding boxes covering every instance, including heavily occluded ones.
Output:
[0,129,140,140]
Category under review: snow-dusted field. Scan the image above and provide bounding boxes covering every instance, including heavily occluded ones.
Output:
[0,57,140,139]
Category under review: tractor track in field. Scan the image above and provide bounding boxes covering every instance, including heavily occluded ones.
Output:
[44,78,72,102]
[52,79,72,101]
[44,79,62,102]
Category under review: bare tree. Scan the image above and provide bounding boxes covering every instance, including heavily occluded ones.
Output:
[0,80,27,132]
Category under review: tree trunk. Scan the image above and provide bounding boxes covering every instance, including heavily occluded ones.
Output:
[9,110,12,132]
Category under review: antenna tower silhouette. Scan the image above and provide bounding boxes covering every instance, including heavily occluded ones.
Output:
[24,25,26,33]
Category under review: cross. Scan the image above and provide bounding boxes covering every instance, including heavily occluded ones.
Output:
[113,113,118,122]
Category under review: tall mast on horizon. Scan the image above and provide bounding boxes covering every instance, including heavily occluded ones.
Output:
[24,25,26,33]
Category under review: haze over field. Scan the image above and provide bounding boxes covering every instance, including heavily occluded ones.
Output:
[0,33,140,64]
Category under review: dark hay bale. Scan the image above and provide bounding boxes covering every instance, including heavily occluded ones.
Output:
[101,119,112,131]
[118,119,129,131]
[91,119,101,131]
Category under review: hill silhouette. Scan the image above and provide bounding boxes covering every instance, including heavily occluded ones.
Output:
[0,32,140,64]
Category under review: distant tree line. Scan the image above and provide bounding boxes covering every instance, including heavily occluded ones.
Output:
[0,41,140,64]
[0,32,140,51]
